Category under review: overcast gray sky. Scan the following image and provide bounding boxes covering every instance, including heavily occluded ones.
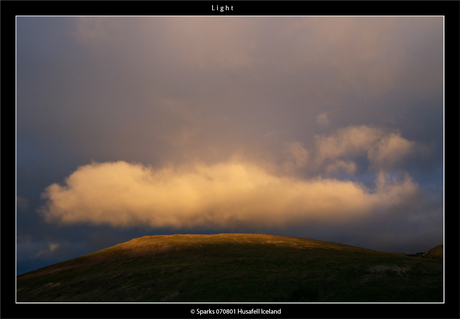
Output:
[16,16,443,274]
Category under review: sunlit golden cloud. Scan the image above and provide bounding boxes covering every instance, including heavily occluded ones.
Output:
[39,159,419,230]
[282,141,309,174]
[315,125,414,170]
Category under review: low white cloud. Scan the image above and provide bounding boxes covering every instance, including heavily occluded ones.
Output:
[315,125,414,170]
[315,125,381,163]
[368,133,414,169]
[282,141,309,173]
[38,160,420,230]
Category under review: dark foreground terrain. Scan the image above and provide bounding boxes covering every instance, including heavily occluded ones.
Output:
[17,234,443,302]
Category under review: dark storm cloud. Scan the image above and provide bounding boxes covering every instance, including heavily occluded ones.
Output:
[16,16,443,271]
[17,17,443,166]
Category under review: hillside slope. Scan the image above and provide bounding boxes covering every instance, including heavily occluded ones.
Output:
[423,244,443,259]
[17,234,443,302]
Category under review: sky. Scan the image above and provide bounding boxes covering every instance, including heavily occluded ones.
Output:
[16,16,444,275]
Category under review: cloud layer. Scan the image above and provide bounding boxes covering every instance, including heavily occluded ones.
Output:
[39,157,420,231]
[315,125,415,171]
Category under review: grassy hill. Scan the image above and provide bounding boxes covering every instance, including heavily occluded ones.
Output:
[17,233,443,302]
[423,244,443,260]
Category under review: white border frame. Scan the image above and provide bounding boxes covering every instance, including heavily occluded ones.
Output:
[15,15,445,305]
